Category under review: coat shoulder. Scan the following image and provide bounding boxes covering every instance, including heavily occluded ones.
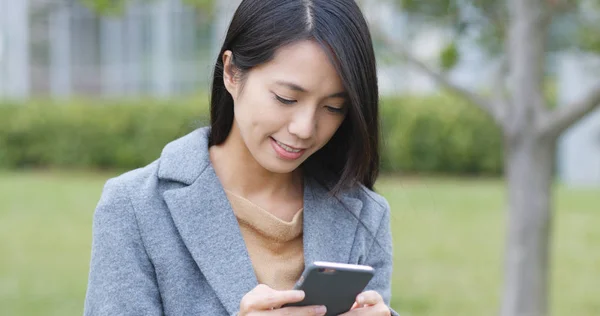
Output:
[337,183,391,239]
[103,160,161,198]
[352,184,391,220]
[101,126,210,197]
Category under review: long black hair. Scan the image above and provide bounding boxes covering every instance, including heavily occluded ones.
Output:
[209,0,380,194]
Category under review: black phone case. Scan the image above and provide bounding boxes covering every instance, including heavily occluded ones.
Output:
[283,263,374,316]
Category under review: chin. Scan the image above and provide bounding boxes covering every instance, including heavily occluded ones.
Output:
[257,156,304,174]
[261,162,300,174]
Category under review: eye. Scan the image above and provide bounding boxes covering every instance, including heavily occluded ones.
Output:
[274,94,296,105]
[325,105,345,114]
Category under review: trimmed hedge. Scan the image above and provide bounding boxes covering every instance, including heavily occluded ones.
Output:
[380,94,503,175]
[0,94,503,175]
[0,98,208,171]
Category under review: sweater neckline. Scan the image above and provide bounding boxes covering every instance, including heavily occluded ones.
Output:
[224,189,304,242]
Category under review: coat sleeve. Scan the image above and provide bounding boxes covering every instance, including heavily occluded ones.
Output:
[84,179,163,316]
[363,199,400,316]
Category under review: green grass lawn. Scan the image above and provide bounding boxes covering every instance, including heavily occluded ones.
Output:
[0,171,598,315]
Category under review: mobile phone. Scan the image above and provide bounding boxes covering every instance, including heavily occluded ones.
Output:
[283,261,375,316]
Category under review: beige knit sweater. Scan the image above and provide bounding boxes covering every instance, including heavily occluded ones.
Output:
[225,190,305,291]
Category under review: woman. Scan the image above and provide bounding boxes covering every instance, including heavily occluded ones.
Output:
[84,0,397,315]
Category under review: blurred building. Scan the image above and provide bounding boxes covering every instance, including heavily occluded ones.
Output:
[1,0,495,99]
[1,0,218,99]
[0,0,30,98]
[558,53,600,187]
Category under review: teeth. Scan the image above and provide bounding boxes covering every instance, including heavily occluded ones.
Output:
[276,140,302,153]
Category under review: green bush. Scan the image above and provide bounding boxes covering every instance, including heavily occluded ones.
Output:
[0,97,209,170]
[0,94,503,175]
[380,94,503,175]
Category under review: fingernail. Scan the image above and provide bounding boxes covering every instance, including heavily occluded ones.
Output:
[315,305,327,314]
[357,295,365,304]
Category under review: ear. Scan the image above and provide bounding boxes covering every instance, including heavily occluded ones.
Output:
[222,50,239,99]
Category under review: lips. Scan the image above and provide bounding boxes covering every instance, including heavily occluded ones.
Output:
[270,137,307,160]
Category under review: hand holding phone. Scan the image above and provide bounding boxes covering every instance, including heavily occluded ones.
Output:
[283,261,375,316]
[339,290,391,315]
[238,284,327,316]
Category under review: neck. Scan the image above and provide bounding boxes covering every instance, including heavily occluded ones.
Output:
[209,125,303,198]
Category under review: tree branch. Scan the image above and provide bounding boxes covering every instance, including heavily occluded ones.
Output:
[379,33,506,125]
[490,57,511,125]
[542,0,577,30]
[547,0,578,16]
[539,83,600,137]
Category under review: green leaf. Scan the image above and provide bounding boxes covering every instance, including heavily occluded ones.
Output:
[439,41,460,70]
[81,0,215,15]
[182,0,214,11]
[79,0,127,15]
[398,0,459,18]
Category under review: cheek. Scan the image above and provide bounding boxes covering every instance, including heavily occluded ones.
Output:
[234,90,266,125]
[235,93,283,136]
[250,104,282,132]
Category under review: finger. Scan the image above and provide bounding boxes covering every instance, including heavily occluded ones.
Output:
[243,288,305,311]
[356,290,384,306]
[339,303,390,316]
[338,305,371,316]
[274,305,327,316]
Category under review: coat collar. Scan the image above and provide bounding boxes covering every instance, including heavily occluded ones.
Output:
[158,127,363,314]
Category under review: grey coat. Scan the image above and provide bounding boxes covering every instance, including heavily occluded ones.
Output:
[84,127,398,316]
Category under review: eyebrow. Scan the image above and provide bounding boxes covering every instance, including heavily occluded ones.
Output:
[275,80,347,99]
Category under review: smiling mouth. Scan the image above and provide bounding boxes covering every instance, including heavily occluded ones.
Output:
[274,139,303,153]
[270,137,307,161]
[275,140,303,153]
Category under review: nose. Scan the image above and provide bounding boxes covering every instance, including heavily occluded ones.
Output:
[288,106,317,140]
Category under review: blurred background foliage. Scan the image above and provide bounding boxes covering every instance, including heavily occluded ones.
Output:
[396,0,600,71]
[0,95,503,175]
[81,0,215,14]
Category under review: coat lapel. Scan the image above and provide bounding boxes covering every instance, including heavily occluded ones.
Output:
[158,128,257,315]
[163,165,257,315]
[303,177,363,266]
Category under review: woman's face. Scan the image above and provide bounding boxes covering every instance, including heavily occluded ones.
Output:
[223,40,347,174]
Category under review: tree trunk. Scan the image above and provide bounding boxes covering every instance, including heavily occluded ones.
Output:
[501,1,553,313]
[501,132,557,316]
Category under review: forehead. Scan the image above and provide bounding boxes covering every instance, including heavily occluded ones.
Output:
[250,40,344,94]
